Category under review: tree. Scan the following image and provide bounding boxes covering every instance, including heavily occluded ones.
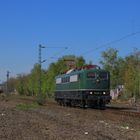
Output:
[45,55,86,96]
[9,55,86,98]
[123,49,140,98]
[75,56,85,67]
[30,64,40,96]
[100,48,119,88]
[16,74,26,95]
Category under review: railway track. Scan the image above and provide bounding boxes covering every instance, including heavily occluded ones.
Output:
[106,106,140,118]
[46,98,140,118]
[17,95,140,118]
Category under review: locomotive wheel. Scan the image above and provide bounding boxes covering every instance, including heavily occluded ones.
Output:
[71,100,76,107]
[59,100,63,106]
[99,100,106,110]
[80,100,86,109]
[62,100,66,106]
[67,100,72,107]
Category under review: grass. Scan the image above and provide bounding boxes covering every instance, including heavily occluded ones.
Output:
[16,103,39,110]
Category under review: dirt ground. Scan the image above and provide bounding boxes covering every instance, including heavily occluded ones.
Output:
[0,95,140,140]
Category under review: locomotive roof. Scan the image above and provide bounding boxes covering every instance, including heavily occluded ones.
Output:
[55,65,107,78]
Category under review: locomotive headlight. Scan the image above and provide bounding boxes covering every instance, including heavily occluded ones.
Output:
[103,92,106,95]
[96,79,100,83]
[90,92,93,95]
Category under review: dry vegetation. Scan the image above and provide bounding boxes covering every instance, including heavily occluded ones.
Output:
[0,95,140,140]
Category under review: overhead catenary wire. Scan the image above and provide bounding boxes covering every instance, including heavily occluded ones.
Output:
[81,31,140,56]
[45,47,72,63]
[40,46,69,65]
[50,47,68,58]
[44,31,140,63]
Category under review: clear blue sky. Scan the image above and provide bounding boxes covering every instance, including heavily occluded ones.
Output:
[0,0,140,81]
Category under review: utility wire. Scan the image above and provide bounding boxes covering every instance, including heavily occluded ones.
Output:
[81,31,140,56]
[50,47,68,58]
[41,46,68,63]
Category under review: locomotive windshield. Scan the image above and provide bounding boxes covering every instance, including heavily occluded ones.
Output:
[87,72,95,78]
[99,72,108,80]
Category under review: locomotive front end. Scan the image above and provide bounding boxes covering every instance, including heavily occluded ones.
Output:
[84,69,111,108]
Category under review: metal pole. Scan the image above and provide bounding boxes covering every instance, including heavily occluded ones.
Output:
[6,71,10,95]
[38,45,42,95]
[137,51,140,99]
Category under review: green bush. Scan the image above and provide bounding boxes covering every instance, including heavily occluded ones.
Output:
[36,93,46,105]
[16,103,39,110]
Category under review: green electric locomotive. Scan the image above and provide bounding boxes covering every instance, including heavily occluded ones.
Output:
[54,65,111,109]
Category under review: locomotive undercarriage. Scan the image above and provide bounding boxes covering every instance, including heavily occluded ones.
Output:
[55,90,111,109]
